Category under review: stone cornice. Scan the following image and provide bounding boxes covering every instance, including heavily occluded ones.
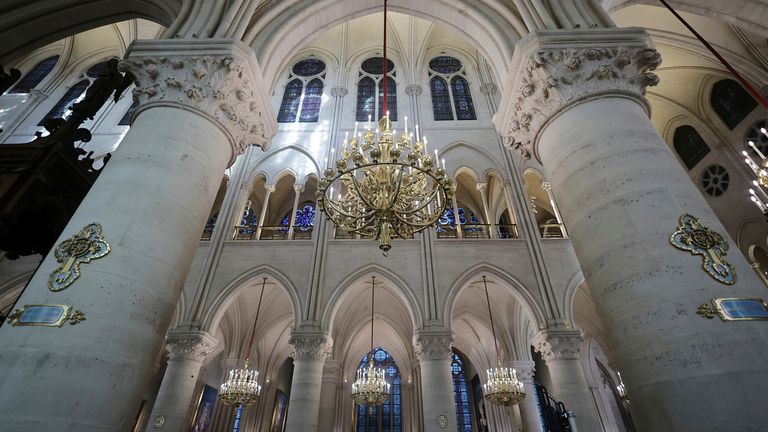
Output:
[119,39,277,163]
[165,330,218,361]
[494,28,661,161]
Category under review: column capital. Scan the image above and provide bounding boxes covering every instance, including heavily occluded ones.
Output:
[476,182,488,192]
[541,181,552,192]
[330,86,348,97]
[405,84,423,96]
[510,360,536,384]
[119,39,277,160]
[494,28,661,160]
[413,329,454,361]
[289,331,333,361]
[293,183,305,193]
[533,330,583,362]
[480,82,498,95]
[265,184,276,193]
[165,330,218,361]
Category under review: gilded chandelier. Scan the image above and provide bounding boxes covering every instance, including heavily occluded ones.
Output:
[352,276,391,406]
[479,276,526,406]
[316,0,453,255]
[744,130,768,215]
[219,277,266,408]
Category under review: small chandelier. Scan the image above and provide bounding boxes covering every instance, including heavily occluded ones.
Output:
[352,276,391,406]
[317,0,454,255]
[744,132,768,216]
[479,276,526,406]
[219,277,266,407]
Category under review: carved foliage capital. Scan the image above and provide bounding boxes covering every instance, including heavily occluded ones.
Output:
[166,331,218,361]
[414,331,453,361]
[290,333,333,361]
[119,54,271,155]
[510,361,536,384]
[500,39,661,159]
[534,330,583,362]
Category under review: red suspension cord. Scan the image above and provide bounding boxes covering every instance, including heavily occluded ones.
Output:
[482,276,501,360]
[370,276,376,357]
[657,0,768,108]
[382,0,388,117]
[244,277,267,362]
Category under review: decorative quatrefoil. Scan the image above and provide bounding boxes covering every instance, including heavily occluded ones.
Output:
[48,222,110,292]
[670,214,735,285]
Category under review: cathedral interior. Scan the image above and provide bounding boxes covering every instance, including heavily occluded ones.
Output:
[0,1,767,431]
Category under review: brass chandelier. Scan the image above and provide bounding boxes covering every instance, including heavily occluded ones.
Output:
[219,277,266,408]
[352,276,391,406]
[480,276,526,406]
[316,0,454,255]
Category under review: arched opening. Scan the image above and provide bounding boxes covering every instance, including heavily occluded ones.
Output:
[711,79,758,129]
[523,170,566,239]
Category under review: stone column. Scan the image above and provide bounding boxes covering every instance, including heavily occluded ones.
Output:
[287,183,304,239]
[511,360,544,432]
[319,360,341,432]
[451,195,463,239]
[414,330,458,432]
[497,28,768,431]
[476,182,496,238]
[533,330,599,432]
[255,184,275,240]
[284,332,332,432]
[540,182,567,238]
[0,40,274,431]
[145,331,218,432]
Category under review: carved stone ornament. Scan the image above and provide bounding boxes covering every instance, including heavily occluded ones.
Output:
[153,415,166,429]
[413,330,453,361]
[533,330,583,362]
[290,333,333,361]
[480,83,498,96]
[495,29,662,160]
[48,223,110,292]
[670,214,736,285]
[405,84,423,96]
[331,86,348,97]
[118,40,276,157]
[165,331,218,361]
[510,361,536,384]
[436,415,449,428]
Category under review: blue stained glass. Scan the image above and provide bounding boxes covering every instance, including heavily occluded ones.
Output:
[38,79,90,125]
[281,204,316,231]
[429,56,463,75]
[711,79,757,129]
[452,353,473,432]
[232,405,243,431]
[439,207,479,228]
[119,99,139,126]
[357,348,401,432]
[292,59,326,77]
[361,58,395,74]
[451,76,476,120]
[10,55,59,94]
[431,76,453,121]
[378,76,397,121]
[299,78,324,122]
[278,79,303,123]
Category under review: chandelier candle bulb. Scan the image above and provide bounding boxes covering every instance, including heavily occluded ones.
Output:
[749,141,766,160]
[368,114,372,130]
[442,158,446,170]
[404,116,408,134]
[761,127,768,138]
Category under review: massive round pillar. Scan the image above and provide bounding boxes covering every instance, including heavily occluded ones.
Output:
[0,39,274,431]
[511,360,544,432]
[284,332,332,432]
[414,330,458,432]
[496,28,768,431]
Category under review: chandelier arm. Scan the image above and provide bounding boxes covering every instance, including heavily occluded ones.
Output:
[350,172,380,211]
[483,276,501,360]
[324,195,374,220]
[383,166,405,211]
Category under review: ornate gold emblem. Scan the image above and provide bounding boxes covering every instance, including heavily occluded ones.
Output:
[48,223,110,292]
[696,298,768,321]
[696,302,718,319]
[670,214,735,285]
[6,304,86,327]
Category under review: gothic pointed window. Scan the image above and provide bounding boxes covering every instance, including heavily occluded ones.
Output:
[9,55,59,94]
[277,58,326,123]
[711,79,757,129]
[452,353,473,432]
[356,348,401,432]
[428,56,476,121]
[119,99,139,126]
[356,57,397,122]
[673,125,710,170]
[281,203,316,231]
[38,79,89,125]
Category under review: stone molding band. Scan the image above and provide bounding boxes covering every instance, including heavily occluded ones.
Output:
[494,28,662,161]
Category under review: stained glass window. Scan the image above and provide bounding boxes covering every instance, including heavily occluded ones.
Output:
[439,206,479,227]
[281,204,316,231]
[38,79,89,125]
[119,99,139,126]
[277,59,326,123]
[452,353,473,432]
[356,57,397,121]
[232,405,244,431]
[428,56,476,121]
[10,55,59,94]
[86,60,112,79]
[711,79,757,129]
[356,348,401,432]
[673,125,710,170]
[430,77,453,121]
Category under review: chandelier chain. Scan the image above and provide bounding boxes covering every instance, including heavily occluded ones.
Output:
[482,275,500,360]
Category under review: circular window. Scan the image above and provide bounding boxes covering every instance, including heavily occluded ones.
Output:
[745,120,768,157]
[701,164,730,197]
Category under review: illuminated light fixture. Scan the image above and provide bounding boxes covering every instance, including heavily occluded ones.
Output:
[352,276,391,406]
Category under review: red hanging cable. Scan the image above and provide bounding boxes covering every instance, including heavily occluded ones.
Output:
[482,276,501,359]
[244,277,267,362]
[657,0,768,108]
[382,0,388,118]
[370,276,376,357]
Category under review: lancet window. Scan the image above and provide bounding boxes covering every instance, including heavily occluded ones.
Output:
[673,125,710,170]
[9,55,59,94]
[38,79,90,125]
[428,56,476,121]
[356,348,402,432]
[277,58,326,123]
[356,57,397,121]
[711,79,757,129]
[452,353,473,432]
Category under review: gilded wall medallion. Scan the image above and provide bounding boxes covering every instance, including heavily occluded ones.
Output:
[697,298,768,321]
[670,214,736,285]
[6,304,86,327]
[48,222,110,292]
